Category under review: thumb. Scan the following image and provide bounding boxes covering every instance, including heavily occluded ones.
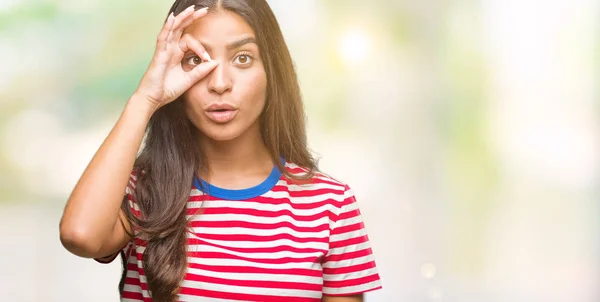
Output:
[188,60,218,84]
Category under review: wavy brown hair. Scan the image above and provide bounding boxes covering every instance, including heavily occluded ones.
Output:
[119,0,317,300]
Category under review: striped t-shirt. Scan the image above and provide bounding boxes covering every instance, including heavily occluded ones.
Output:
[96,162,382,301]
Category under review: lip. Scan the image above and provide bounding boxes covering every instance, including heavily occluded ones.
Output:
[204,103,238,124]
[206,103,237,112]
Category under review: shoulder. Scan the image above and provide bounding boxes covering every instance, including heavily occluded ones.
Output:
[283,162,354,202]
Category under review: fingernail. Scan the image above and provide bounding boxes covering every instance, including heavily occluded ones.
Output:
[203,52,212,61]
[168,12,174,20]
[186,5,195,11]
[194,7,208,15]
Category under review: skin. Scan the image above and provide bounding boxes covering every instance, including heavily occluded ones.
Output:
[181,9,273,190]
[59,5,363,301]
[60,6,216,263]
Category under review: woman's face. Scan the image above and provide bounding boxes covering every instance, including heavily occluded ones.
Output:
[181,10,267,141]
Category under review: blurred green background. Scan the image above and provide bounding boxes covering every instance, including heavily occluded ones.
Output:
[1,0,598,301]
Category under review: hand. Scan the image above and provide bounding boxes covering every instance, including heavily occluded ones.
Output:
[134,5,217,112]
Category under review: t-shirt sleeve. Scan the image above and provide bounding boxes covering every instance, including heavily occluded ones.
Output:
[94,172,139,264]
[322,184,383,296]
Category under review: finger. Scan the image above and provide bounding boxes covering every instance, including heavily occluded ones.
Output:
[178,7,209,31]
[179,34,211,62]
[166,5,197,45]
[169,7,209,46]
[156,13,175,51]
[187,60,219,84]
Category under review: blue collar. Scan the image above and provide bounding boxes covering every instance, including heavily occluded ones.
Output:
[193,158,285,200]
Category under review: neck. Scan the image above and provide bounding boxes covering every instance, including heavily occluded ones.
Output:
[198,123,273,182]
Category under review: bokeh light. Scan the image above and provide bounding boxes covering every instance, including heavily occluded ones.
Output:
[0,0,598,301]
[338,28,370,65]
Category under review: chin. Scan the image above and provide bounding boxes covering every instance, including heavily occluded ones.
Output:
[198,124,247,142]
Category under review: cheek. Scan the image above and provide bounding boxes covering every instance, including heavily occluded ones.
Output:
[183,84,207,105]
[181,87,206,122]
[239,69,267,110]
[181,67,267,127]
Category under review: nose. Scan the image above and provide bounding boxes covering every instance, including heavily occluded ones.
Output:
[207,62,232,95]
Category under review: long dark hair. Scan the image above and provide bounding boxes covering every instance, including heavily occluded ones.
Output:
[119,0,317,300]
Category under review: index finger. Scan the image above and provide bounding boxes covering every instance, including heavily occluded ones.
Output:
[156,13,175,51]
[179,34,211,62]
[168,7,209,46]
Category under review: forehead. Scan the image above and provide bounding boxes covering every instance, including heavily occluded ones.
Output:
[184,10,256,45]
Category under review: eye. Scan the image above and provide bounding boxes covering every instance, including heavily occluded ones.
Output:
[183,54,203,67]
[233,53,253,65]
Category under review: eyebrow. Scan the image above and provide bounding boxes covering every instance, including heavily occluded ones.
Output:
[226,37,257,51]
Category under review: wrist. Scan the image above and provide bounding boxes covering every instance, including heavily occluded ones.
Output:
[126,93,157,119]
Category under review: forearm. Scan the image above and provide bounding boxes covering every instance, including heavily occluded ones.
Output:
[59,95,154,257]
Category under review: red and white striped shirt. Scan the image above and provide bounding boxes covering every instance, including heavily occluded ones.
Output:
[96,162,382,301]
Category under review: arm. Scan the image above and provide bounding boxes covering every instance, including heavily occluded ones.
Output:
[58,6,217,260]
[59,97,153,259]
[322,294,363,302]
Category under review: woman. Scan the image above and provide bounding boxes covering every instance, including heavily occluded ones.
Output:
[59,1,382,301]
